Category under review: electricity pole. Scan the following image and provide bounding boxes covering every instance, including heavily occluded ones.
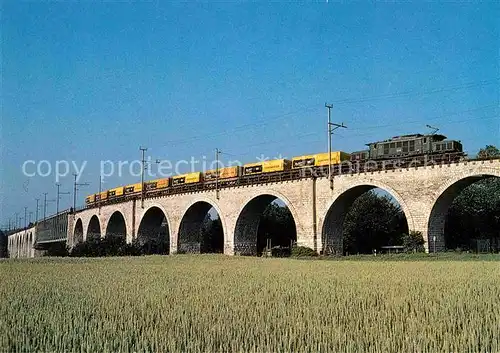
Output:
[215,148,222,199]
[56,183,70,215]
[43,193,55,221]
[73,173,90,211]
[140,146,148,208]
[326,103,347,190]
[24,207,27,229]
[35,198,40,224]
[43,193,47,221]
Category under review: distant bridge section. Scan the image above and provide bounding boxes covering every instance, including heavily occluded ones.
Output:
[6,211,71,258]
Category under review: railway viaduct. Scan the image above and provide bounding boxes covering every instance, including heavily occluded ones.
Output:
[62,159,500,256]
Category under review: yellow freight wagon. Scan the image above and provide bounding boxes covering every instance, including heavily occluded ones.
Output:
[263,159,291,173]
[292,155,315,169]
[144,178,170,190]
[243,162,264,175]
[314,151,351,166]
[85,194,95,204]
[124,183,142,194]
[108,186,124,198]
[244,159,291,175]
[172,172,201,186]
[97,191,108,201]
[204,166,241,181]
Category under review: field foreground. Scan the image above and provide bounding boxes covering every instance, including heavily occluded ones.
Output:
[1,255,499,353]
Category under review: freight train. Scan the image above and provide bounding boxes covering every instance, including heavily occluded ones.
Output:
[86,133,464,207]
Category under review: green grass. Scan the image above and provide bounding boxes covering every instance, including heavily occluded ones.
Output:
[1,255,499,352]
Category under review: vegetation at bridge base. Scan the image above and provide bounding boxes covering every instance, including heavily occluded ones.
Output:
[1,256,499,352]
[70,237,141,257]
[199,214,224,253]
[402,230,426,253]
[291,245,318,257]
[257,202,297,256]
[342,190,408,255]
[132,235,169,255]
[0,230,7,258]
[445,176,500,252]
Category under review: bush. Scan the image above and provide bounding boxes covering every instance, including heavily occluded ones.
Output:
[43,242,69,257]
[291,246,318,257]
[70,237,142,257]
[402,231,426,253]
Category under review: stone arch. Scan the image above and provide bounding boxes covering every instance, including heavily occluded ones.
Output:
[105,211,127,241]
[86,215,102,241]
[233,191,299,256]
[428,170,500,252]
[74,219,84,245]
[137,206,170,254]
[17,236,21,257]
[177,198,225,254]
[320,181,412,255]
[28,232,32,257]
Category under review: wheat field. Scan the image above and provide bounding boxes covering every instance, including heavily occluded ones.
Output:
[1,255,499,353]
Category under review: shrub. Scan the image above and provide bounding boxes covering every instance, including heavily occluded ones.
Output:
[402,231,426,253]
[291,245,318,257]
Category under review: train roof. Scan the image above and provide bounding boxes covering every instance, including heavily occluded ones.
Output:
[366,133,447,145]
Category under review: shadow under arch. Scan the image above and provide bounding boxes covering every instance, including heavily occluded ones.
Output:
[87,215,101,241]
[105,211,127,241]
[178,200,224,254]
[74,219,84,244]
[428,174,499,252]
[321,184,410,255]
[234,194,297,256]
[137,206,170,254]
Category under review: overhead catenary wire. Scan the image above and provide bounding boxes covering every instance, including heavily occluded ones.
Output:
[161,78,498,148]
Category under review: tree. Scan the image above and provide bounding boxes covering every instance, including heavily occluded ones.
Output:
[257,202,297,256]
[200,214,223,253]
[477,145,500,159]
[402,231,425,253]
[0,230,7,258]
[445,177,500,252]
[343,191,408,254]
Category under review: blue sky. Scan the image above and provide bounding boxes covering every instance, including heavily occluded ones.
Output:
[1,2,499,227]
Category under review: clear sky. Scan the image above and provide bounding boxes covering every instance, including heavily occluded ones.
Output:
[1,1,499,227]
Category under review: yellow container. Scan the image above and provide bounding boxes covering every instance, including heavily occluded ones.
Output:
[263,159,291,173]
[144,178,170,190]
[108,187,124,197]
[292,155,315,168]
[124,183,142,194]
[173,172,201,185]
[99,191,108,200]
[85,194,95,204]
[243,162,264,175]
[314,151,351,166]
[145,178,170,190]
[157,178,170,188]
[205,166,241,181]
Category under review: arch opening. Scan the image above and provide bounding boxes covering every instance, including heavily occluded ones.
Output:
[430,175,500,253]
[74,219,84,245]
[234,195,297,256]
[105,211,127,241]
[322,186,409,255]
[178,202,224,254]
[136,207,170,254]
[87,215,101,242]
